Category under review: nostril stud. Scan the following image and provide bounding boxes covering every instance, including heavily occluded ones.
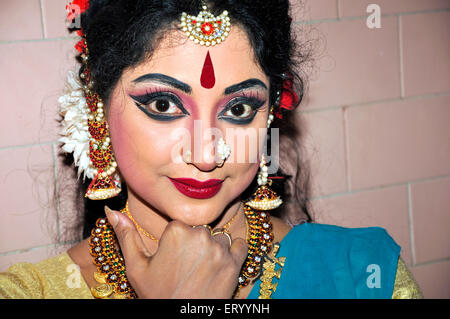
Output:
[216,137,231,167]
[183,149,192,164]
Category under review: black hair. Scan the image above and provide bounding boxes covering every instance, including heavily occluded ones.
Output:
[64,0,314,240]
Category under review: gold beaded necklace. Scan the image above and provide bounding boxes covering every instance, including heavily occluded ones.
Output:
[89,202,273,299]
[233,205,274,297]
[89,218,137,299]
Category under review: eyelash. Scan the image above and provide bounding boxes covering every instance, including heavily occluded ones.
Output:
[131,89,266,124]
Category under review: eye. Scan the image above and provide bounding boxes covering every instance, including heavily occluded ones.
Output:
[147,98,182,115]
[223,103,254,119]
[218,97,266,124]
[130,91,190,121]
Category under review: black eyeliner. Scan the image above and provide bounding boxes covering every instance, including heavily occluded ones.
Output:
[219,114,258,125]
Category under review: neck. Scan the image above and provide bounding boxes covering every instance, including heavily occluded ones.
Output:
[125,190,246,255]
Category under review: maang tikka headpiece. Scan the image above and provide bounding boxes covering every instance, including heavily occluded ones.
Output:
[60,0,121,200]
[180,1,231,46]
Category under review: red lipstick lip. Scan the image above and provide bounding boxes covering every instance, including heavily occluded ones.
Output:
[168,177,224,199]
[169,178,223,188]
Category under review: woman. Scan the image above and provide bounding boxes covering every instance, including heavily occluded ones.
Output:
[0,0,422,299]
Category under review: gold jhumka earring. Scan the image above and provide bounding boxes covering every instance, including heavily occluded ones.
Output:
[245,154,283,211]
[59,32,121,200]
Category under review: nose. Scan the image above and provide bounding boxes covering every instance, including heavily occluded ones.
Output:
[187,120,225,172]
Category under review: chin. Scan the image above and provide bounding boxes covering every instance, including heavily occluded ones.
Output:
[168,203,224,226]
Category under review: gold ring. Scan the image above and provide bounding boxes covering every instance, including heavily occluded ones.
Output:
[211,228,232,247]
[192,224,212,234]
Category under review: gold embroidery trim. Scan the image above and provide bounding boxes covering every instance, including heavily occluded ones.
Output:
[258,243,285,299]
[391,257,424,299]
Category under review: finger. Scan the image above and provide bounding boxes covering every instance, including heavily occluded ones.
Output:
[104,206,152,263]
[192,224,212,235]
[158,219,193,249]
[211,232,232,249]
[229,237,248,265]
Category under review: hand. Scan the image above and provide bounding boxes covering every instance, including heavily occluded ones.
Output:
[105,206,248,299]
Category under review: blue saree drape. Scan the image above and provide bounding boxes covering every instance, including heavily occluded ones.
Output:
[247,223,401,299]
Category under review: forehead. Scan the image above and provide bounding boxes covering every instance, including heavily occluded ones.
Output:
[122,26,269,90]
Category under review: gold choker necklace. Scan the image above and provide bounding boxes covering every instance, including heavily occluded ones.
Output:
[120,202,159,243]
[119,201,239,243]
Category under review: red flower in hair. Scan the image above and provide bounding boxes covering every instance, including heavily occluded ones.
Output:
[72,29,87,53]
[74,38,87,53]
[273,77,299,119]
[66,0,90,21]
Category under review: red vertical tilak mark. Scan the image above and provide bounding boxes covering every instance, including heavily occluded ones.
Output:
[200,51,215,89]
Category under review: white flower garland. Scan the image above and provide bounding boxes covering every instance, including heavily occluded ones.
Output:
[59,70,95,180]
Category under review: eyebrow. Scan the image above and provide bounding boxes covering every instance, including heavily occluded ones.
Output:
[224,79,268,95]
[132,73,267,96]
[132,73,192,94]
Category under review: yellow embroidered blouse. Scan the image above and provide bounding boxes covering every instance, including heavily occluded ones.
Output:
[0,252,423,299]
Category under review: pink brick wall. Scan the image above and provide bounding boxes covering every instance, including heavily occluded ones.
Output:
[0,0,449,298]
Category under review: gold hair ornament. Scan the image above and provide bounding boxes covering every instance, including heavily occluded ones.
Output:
[180,4,231,46]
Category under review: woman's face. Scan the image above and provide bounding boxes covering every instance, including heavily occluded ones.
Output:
[107,26,270,226]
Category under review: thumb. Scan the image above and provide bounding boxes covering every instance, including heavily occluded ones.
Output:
[104,206,152,262]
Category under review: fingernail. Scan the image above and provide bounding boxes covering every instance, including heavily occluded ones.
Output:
[105,206,119,227]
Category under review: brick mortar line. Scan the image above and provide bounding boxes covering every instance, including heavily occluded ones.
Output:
[52,143,62,243]
[39,0,47,39]
[413,256,450,268]
[0,241,79,258]
[0,36,77,45]
[336,0,341,19]
[293,7,450,25]
[398,15,405,98]
[300,91,450,114]
[342,107,351,192]
[0,141,57,152]
[310,173,450,201]
[407,183,417,266]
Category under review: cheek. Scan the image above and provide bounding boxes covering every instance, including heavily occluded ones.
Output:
[230,162,259,188]
[107,103,177,183]
[225,124,267,164]
[224,127,266,193]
